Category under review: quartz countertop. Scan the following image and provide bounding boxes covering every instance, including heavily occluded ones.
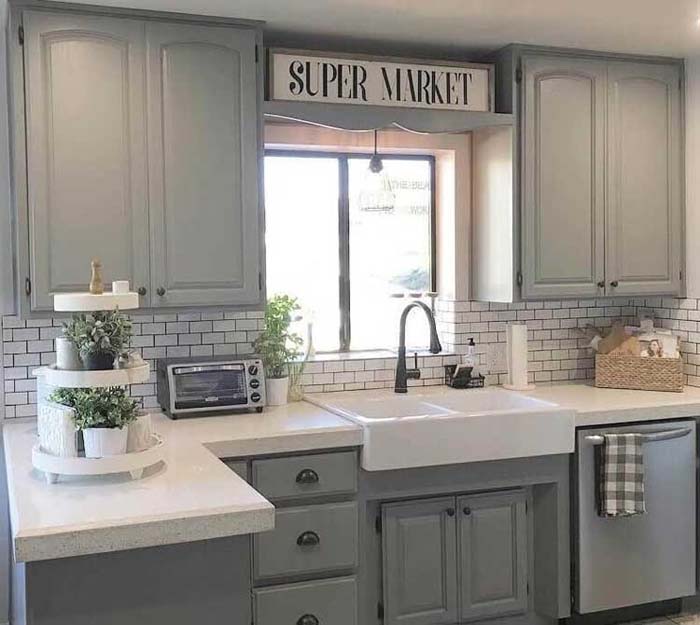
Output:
[3,401,362,563]
[519,382,700,426]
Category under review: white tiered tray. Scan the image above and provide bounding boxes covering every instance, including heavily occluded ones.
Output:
[53,291,139,312]
[33,362,150,388]
[32,434,165,484]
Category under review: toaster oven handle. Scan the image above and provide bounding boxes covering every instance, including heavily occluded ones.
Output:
[584,427,692,445]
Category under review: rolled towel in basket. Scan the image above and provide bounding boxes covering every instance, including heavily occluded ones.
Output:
[597,433,646,518]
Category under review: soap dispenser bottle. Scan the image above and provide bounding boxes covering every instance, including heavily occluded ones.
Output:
[465,337,480,377]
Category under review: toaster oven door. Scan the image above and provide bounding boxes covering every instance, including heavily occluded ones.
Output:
[172,364,249,411]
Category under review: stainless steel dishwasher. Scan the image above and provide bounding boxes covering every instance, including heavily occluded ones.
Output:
[574,419,697,614]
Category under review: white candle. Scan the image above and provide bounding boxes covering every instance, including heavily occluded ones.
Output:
[112,280,130,294]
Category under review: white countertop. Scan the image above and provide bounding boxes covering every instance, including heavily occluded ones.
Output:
[3,402,361,563]
[520,382,700,426]
[7,381,700,563]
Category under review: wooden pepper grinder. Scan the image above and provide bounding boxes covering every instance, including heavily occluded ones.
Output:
[89,258,104,295]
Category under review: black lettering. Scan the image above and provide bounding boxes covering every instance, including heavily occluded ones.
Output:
[380,67,394,101]
[462,72,472,105]
[355,65,368,101]
[321,62,337,98]
[420,69,431,104]
[406,69,418,103]
[304,61,319,96]
[431,71,444,104]
[288,60,304,96]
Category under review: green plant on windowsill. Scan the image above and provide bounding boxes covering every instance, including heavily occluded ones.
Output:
[254,295,303,380]
[49,387,140,430]
[63,309,132,370]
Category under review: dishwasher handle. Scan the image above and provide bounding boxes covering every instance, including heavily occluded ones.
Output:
[584,427,692,445]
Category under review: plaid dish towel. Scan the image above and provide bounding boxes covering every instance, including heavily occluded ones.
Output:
[597,433,646,518]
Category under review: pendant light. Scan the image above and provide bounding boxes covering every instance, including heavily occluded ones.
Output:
[359,129,396,213]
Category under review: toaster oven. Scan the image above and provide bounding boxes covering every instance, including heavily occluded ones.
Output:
[157,356,265,419]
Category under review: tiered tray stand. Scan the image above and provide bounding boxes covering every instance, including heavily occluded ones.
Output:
[32,290,165,484]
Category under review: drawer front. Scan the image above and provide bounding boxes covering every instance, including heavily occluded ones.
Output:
[252,451,357,501]
[255,576,358,625]
[254,501,358,581]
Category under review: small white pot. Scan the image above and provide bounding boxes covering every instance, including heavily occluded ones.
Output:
[82,427,128,458]
[127,414,152,452]
[265,376,289,407]
[55,337,82,370]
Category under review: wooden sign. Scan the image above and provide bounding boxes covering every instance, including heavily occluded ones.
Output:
[268,49,493,112]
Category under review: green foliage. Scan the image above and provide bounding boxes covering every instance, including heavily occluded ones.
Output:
[63,310,132,358]
[253,295,303,379]
[49,387,140,430]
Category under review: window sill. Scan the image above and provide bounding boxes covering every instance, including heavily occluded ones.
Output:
[301,349,459,363]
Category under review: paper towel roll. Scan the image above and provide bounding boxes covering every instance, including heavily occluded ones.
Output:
[504,323,534,390]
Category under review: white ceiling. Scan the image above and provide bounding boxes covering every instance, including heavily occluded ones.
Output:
[57,0,700,58]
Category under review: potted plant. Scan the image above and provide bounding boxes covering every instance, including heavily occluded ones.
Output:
[253,295,303,406]
[50,387,139,457]
[63,310,132,370]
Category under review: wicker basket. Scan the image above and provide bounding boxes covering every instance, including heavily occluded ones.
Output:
[595,354,684,392]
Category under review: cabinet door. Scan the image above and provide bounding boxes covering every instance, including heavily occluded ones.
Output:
[458,490,528,622]
[521,56,606,298]
[23,11,149,310]
[382,497,458,625]
[606,62,682,296]
[146,23,262,307]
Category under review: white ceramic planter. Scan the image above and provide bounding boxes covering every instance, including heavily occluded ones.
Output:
[55,337,82,371]
[83,427,128,458]
[265,376,289,407]
[127,414,153,452]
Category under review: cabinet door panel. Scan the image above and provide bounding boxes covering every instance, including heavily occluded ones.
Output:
[23,11,149,310]
[382,497,457,625]
[522,56,606,298]
[146,23,261,306]
[459,490,528,621]
[606,62,682,296]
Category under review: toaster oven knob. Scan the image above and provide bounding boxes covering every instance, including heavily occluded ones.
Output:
[251,392,261,403]
[249,378,260,389]
[248,365,259,376]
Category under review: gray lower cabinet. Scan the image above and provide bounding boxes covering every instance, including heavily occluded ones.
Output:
[254,501,358,581]
[458,491,528,621]
[12,6,263,312]
[382,491,528,625]
[254,576,358,625]
[519,51,682,299]
[382,497,459,625]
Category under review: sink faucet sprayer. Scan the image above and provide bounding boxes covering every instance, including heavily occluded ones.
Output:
[394,301,442,393]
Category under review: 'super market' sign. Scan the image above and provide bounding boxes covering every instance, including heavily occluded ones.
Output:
[269,50,493,112]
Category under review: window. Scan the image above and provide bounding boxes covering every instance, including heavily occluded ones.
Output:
[264,150,435,352]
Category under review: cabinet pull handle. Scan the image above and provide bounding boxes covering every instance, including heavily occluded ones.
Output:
[137,286,147,296]
[596,281,605,289]
[446,507,455,517]
[463,506,472,515]
[609,280,619,288]
[296,468,319,484]
[156,287,166,296]
[297,615,319,625]
[296,531,320,547]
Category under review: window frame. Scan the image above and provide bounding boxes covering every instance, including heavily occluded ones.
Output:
[264,149,437,352]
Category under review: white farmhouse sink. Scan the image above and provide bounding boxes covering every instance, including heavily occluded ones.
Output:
[308,387,575,471]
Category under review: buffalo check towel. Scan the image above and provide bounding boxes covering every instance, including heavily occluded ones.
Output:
[597,433,646,518]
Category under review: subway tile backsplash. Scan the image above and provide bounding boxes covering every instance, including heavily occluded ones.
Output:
[2,296,700,419]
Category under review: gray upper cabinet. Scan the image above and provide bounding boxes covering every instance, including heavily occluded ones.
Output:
[458,490,528,622]
[606,62,682,296]
[382,497,458,625]
[521,56,606,299]
[13,7,263,313]
[22,11,150,310]
[519,52,682,299]
[146,23,261,307]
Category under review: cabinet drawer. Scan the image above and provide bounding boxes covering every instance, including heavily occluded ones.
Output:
[252,451,357,501]
[254,577,358,625]
[254,501,358,581]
